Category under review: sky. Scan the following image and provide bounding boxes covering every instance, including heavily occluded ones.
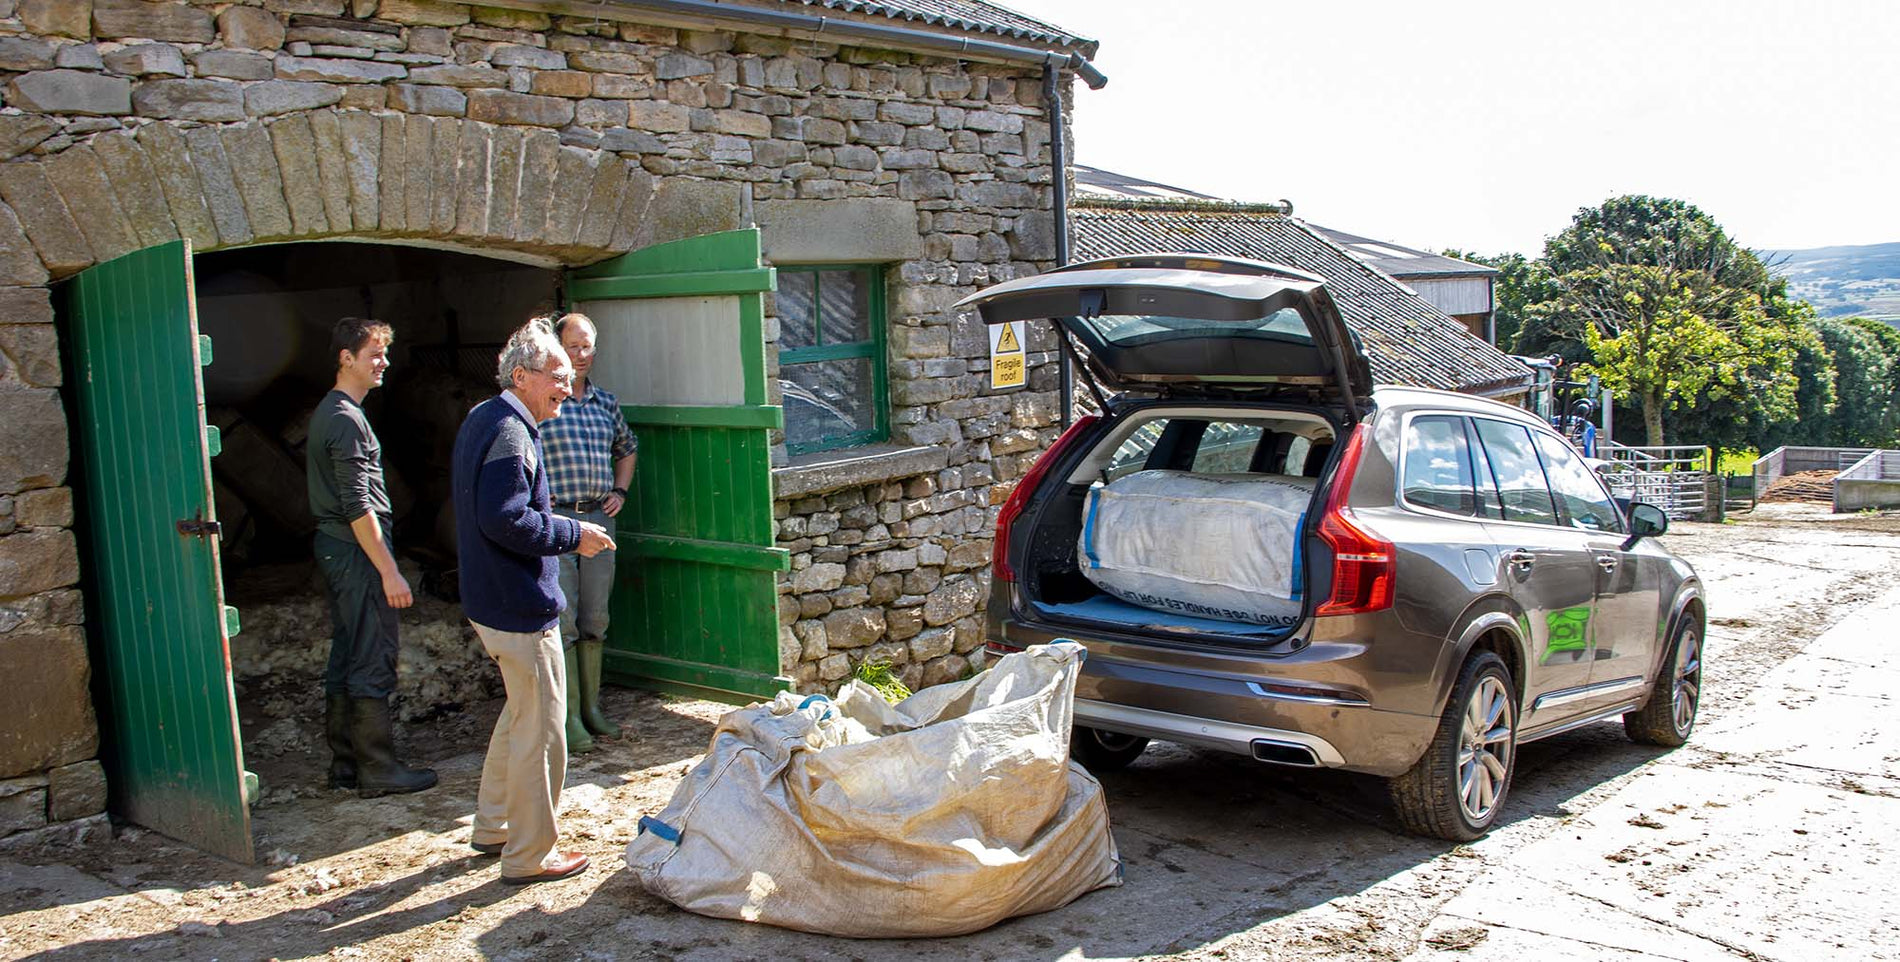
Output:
[1005,0,1900,258]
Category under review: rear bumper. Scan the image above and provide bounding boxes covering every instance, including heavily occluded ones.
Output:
[998,606,1443,777]
[1075,698,1349,767]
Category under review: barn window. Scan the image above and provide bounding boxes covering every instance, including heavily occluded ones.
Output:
[777,265,888,454]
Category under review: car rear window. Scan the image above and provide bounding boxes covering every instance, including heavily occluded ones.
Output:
[1085,307,1312,347]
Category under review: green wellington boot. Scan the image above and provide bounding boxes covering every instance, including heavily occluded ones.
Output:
[577,640,622,738]
[564,645,594,755]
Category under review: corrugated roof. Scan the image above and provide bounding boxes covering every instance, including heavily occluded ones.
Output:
[1072,164,1220,202]
[1311,224,1499,280]
[1071,203,1531,394]
[784,0,1095,54]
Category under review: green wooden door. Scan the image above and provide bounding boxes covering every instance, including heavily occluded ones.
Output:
[567,229,791,702]
[64,241,252,864]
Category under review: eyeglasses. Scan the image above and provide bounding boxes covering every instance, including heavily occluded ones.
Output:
[531,367,575,387]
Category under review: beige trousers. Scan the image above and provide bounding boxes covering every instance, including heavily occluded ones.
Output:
[470,621,567,877]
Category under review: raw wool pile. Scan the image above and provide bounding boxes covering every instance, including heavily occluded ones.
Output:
[1760,470,1838,504]
[229,560,500,723]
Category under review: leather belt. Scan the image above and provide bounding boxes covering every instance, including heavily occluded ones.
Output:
[555,499,604,514]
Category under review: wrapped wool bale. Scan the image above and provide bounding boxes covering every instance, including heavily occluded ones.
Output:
[1078,470,1317,628]
[622,642,1120,938]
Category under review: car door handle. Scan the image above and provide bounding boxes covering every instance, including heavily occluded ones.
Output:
[1506,549,1536,570]
[1597,555,1619,572]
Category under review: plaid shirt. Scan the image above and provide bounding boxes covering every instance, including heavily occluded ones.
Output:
[542,380,637,504]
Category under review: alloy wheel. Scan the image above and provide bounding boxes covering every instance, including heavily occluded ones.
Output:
[1672,628,1702,735]
[1457,676,1515,824]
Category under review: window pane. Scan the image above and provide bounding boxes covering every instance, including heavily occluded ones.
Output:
[1088,307,1311,347]
[783,359,875,448]
[1285,435,1313,475]
[1533,431,1625,532]
[1465,420,1504,519]
[1105,420,1164,481]
[1473,420,1559,525]
[818,269,871,345]
[778,271,817,350]
[1402,416,1476,516]
[1191,422,1265,473]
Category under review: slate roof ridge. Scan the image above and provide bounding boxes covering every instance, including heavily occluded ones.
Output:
[778,0,1097,55]
[1072,195,1296,216]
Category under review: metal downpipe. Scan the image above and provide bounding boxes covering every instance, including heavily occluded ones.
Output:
[1045,59,1073,427]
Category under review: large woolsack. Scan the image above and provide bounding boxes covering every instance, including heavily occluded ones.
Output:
[1079,470,1318,627]
[622,642,1121,938]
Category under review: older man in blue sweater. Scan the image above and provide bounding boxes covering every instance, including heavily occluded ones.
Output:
[453,319,615,886]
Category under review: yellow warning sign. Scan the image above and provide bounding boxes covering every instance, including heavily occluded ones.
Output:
[992,353,1025,390]
[994,322,1020,353]
[988,320,1026,390]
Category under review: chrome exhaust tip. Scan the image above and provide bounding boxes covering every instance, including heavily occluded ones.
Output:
[1251,738,1321,767]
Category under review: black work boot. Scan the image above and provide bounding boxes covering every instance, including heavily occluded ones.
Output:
[350,697,438,798]
[325,692,357,790]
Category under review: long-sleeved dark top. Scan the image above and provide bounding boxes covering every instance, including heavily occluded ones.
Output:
[452,394,582,632]
[307,390,392,544]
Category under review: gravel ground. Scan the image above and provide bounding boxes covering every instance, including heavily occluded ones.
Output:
[3,504,1897,961]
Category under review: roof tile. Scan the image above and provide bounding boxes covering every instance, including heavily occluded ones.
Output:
[1070,204,1530,394]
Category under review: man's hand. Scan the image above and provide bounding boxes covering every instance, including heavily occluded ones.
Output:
[602,491,626,517]
[382,570,414,609]
[577,520,617,558]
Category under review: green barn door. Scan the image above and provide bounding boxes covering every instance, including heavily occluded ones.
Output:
[567,229,791,702]
[63,241,252,863]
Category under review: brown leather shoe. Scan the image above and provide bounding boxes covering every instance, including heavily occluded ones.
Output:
[470,840,503,857]
[501,852,589,886]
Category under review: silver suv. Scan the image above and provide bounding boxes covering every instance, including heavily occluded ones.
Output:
[959,255,1705,840]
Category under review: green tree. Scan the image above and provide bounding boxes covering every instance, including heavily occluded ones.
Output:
[1841,317,1900,445]
[1534,196,1808,446]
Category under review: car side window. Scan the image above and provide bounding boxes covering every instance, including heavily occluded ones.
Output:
[1104,421,1164,481]
[1532,430,1626,533]
[1463,418,1505,519]
[1401,415,1478,516]
[1472,419,1560,526]
[1191,422,1265,473]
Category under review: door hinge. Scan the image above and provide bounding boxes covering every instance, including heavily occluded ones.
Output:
[177,517,222,538]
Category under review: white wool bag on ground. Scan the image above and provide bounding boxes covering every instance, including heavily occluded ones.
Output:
[1078,470,1317,627]
[622,642,1121,938]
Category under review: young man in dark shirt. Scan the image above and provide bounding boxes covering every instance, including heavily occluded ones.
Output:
[307,317,436,798]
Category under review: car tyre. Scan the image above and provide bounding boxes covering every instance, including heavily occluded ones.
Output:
[1624,619,1702,747]
[1389,651,1517,841]
[1070,726,1150,771]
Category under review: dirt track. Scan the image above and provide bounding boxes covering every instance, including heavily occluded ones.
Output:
[3,504,1898,961]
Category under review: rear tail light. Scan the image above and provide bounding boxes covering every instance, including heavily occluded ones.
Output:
[992,414,1100,583]
[1314,423,1396,616]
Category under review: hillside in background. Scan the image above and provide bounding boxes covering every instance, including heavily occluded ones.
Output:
[1761,242,1900,325]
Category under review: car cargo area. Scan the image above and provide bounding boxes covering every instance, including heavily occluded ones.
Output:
[1015,406,1338,646]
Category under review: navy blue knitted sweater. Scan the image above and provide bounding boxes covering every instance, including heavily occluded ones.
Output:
[452,396,582,632]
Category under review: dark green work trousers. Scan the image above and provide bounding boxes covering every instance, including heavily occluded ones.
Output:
[315,532,399,699]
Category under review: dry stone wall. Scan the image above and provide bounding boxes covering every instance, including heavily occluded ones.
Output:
[0,0,1079,831]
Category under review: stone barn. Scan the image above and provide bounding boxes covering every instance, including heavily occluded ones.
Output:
[0,0,1101,861]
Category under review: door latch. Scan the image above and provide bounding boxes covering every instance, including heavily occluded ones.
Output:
[177,517,222,538]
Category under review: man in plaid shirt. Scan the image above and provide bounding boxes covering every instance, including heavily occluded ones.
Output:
[541,311,637,753]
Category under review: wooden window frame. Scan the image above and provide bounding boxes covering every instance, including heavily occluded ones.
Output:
[779,264,889,456]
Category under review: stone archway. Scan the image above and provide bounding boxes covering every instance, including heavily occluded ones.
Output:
[0,109,662,283]
[0,110,675,829]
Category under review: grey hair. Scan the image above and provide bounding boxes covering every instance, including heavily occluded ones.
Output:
[495,318,566,388]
